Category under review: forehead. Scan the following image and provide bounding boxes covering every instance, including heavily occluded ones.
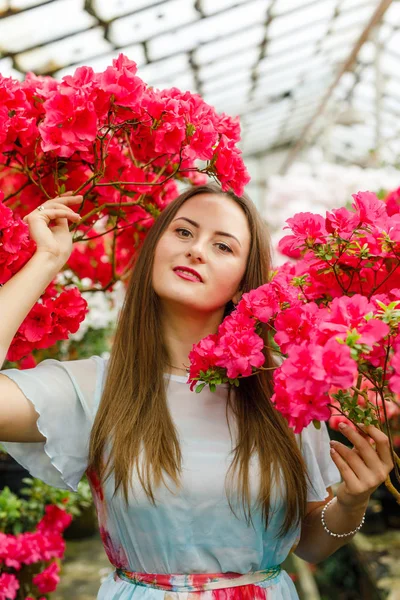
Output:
[174,193,250,240]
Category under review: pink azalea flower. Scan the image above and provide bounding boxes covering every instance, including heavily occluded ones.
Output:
[217,113,241,142]
[211,134,250,196]
[277,234,302,258]
[0,573,19,600]
[351,190,388,227]
[283,212,328,246]
[39,89,98,157]
[385,186,400,216]
[215,329,264,379]
[19,303,53,343]
[272,368,331,432]
[37,505,72,534]
[275,303,324,353]
[33,561,60,594]
[389,351,400,394]
[188,334,218,386]
[325,206,360,239]
[98,54,145,110]
[310,338,358,389]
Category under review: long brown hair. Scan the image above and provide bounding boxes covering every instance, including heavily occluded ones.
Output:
[88,183,309,537]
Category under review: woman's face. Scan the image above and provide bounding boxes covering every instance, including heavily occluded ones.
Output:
[152,193,251,314]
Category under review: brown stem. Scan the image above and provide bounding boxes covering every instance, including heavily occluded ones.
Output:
[352,374,363,402]
[385,475,400,505]
[72,173,98,195]
[327,402,367,436]
[372,254,400,295]
[73,200,146,229]
[2,179,31,202]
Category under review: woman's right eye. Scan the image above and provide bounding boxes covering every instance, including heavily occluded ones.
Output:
[175,228,192,238]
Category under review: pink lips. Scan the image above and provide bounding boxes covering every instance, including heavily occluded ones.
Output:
[173,266,203,283]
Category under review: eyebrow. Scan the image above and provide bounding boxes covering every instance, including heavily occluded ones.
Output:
[172,217,242,247]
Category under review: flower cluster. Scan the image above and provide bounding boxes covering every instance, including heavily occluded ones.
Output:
[0,197,88,361]
[189,190,400,437]
[0,54,249,362]
[0,505,71,600]
[264,158,400,262]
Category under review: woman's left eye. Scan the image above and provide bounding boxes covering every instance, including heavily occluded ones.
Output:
[216,243,233,253]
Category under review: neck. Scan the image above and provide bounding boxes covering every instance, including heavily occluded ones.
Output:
[161,302,224,374]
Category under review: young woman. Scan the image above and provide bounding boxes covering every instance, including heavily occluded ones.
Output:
[0,184,393,600]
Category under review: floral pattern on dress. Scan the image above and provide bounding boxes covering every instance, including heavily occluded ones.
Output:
[114,567,282,598]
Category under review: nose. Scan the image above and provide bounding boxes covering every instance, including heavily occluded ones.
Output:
[186,240,206,263]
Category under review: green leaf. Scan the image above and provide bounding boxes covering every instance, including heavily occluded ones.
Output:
[195,382,206,394]
[312,420,321,430]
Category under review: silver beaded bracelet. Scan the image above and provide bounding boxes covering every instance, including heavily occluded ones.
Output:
[321,497,366,538]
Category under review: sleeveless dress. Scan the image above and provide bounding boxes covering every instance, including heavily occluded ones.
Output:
[1,356,341,599]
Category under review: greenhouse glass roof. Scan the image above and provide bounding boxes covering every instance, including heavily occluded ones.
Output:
[0,0,398,166]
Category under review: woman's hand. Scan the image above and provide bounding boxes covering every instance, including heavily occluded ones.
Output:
[330,423,394,510]
[23,192,83,268]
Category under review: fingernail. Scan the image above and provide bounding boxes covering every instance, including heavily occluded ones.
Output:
[339,423,347,429]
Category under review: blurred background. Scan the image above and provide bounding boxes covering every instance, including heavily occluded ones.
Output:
[1,1,400,599]
[1,0,400,256]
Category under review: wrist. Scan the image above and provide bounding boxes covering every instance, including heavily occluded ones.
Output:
[321,496,367,538]
[30,250,64,276]
[336,495,369,515]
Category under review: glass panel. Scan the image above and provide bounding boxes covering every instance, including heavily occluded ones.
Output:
[258,44,315,75]
[199,0,258,15]
[10,0,44,7]
[54,45,146,79]
[387,30,400,54]
[321,26,361,51]
[108,0,198,46]
[268,0,335,38]
[0,0,96,53]
[15,28,113,74]
[147,0,267,60]
[92,0,157,21]
[339,0,375,11]
[381,50,400,77]
[331,4,374,32]
[268,21,329,55]
[137,54,189,84]
[0,56,23,79]
[383,2,400,25]
[202,72,251,95]
[194,25,265,65]
[272,0,319,17]
[198,46,259,81]
[254,74,299,98]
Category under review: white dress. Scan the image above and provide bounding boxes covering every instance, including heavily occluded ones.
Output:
[1,356,341,599]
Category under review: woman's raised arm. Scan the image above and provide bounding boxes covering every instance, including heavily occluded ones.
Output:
[0,194,82,442]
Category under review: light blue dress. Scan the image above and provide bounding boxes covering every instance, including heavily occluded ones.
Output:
[1,356,341,599]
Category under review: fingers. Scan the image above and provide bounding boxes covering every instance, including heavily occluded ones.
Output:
[330,441,375,484]
[46,194,83,205]
[359,424,394,470]
[332,423,394,492]
[330,446,360,489]
[24,207,81,224]
[38,208,81,222]
[23,196,83,224]
[337,423,382,471]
